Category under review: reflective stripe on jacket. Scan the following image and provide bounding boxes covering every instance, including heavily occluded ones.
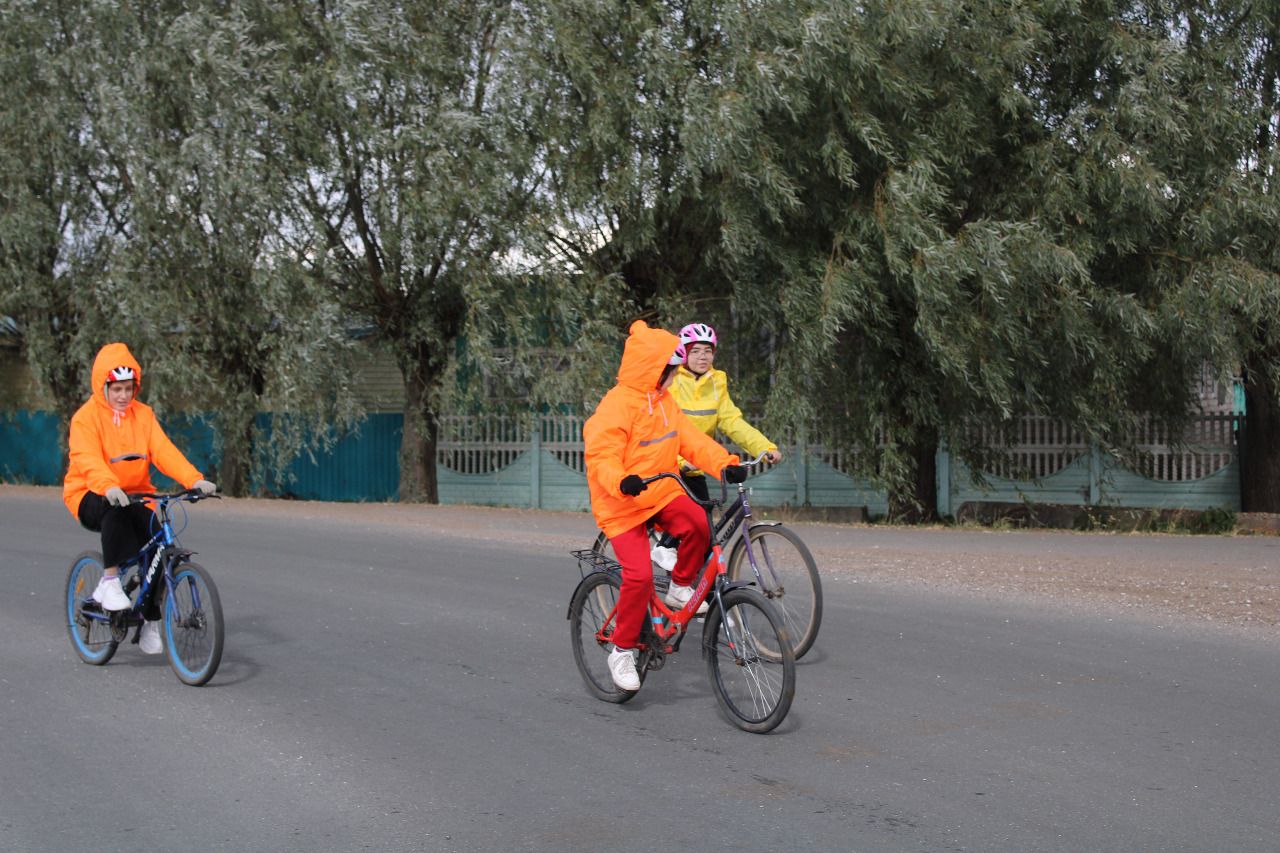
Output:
[584,321,739,539]
[62,342,203,517]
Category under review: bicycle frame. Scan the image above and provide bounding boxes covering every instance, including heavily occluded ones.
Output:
[695,454,786,590]
[78,492,203,637]
[573,469,759,662]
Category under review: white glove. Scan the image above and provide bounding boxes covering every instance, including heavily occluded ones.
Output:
[194,479,218,496]
[105,487,129,507]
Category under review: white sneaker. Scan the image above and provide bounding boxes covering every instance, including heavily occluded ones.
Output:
[607,646,641,691]
[92,576,132,612]
[665,583,708,615]
[139,620,162,655]
[650,544,677,572]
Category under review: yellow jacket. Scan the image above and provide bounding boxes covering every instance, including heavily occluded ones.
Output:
[671,366,776,473]
[62,342,204,517]
[584,322,739,538]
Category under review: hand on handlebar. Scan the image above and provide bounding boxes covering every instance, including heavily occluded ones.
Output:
[764,449,782,464]
[620,474,648,497]
[194,479,218,496]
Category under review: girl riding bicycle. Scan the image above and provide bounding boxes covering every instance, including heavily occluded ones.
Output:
[583,320,745,691]
[672,322,782,500]
[647,322,782,570]
[62,342,216,653]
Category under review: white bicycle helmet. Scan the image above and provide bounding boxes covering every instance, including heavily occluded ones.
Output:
[678,323,717,350]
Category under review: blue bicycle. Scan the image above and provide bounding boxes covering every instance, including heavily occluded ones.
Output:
[65,489,224,686]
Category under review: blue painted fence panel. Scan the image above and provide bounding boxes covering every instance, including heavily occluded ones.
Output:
[0,411,63,485]
[1,411,401,502]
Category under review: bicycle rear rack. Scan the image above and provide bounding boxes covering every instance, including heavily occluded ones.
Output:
[571,547,673,594]
[572,548,620,578]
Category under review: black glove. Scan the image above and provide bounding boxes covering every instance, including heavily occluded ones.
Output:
[723,465,747,484]
[619,474,648,496]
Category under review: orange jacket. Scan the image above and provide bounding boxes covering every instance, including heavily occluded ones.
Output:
[62,342,204,517]
[584,321,739,538]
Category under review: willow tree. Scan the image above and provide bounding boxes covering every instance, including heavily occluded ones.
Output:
[0,0,119,425]
[273,0,555,502]
[70,4,360,495]
[1207,3,1280,511]
[536,0,1270,517]
[528,0,732,320]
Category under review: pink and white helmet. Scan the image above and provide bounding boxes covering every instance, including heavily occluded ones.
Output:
[668,342,687,365]
[678,323,717,350]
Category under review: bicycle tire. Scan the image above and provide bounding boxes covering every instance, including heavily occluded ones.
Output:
[163,561,224,686]
[702,587,796,733]
[65,550,119,666]
[728,524,822,659]
[569,570,639,703]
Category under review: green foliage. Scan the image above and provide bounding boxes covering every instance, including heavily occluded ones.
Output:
[3,0,1278,512]
[531,0,1280,515]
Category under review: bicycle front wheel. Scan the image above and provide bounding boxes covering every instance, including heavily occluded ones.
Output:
[702,588,795,733]
[65,551,118,666]
[728,524,822,659]
[569,570,638,703]
[163,561,224,686]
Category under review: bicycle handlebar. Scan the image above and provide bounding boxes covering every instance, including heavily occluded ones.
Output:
[640,451,772,507]
[127,488,220,505]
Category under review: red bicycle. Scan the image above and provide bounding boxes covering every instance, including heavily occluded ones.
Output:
[567,473,796,733]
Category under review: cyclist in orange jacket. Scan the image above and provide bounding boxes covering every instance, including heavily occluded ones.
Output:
[584,320,745,690]
[63,342,216,653]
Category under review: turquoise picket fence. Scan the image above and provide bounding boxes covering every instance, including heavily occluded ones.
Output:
[2,410,1243,514]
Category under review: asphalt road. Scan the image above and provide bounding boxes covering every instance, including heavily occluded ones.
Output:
[2,487,1277,852]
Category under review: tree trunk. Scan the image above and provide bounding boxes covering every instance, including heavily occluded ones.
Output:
[888,426,939,523]
[215,356,265,498]
[1240,364,1280,512]
[218,416,254,497]
[399,367,440,503]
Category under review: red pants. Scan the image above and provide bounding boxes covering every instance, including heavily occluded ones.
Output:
[609,495,709,649]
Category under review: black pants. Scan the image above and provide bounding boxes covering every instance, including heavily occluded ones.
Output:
[77,492,156,568]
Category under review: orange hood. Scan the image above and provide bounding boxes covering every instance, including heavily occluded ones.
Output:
[91,342,143,410]
[62,342,202,517]
[616,319,680,393]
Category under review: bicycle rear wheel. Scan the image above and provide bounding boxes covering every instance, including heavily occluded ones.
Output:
[702,588,795,733]
[728,524,822,659]
[569,570,638,703]
[163,561,224,686]
[65,551,119,666]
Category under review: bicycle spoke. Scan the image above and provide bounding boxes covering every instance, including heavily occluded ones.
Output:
[730,525,822,659]
[704,590,795,733]
[570,571,636,703]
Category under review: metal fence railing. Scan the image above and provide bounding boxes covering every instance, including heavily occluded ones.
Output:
[437,412,1241,484]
